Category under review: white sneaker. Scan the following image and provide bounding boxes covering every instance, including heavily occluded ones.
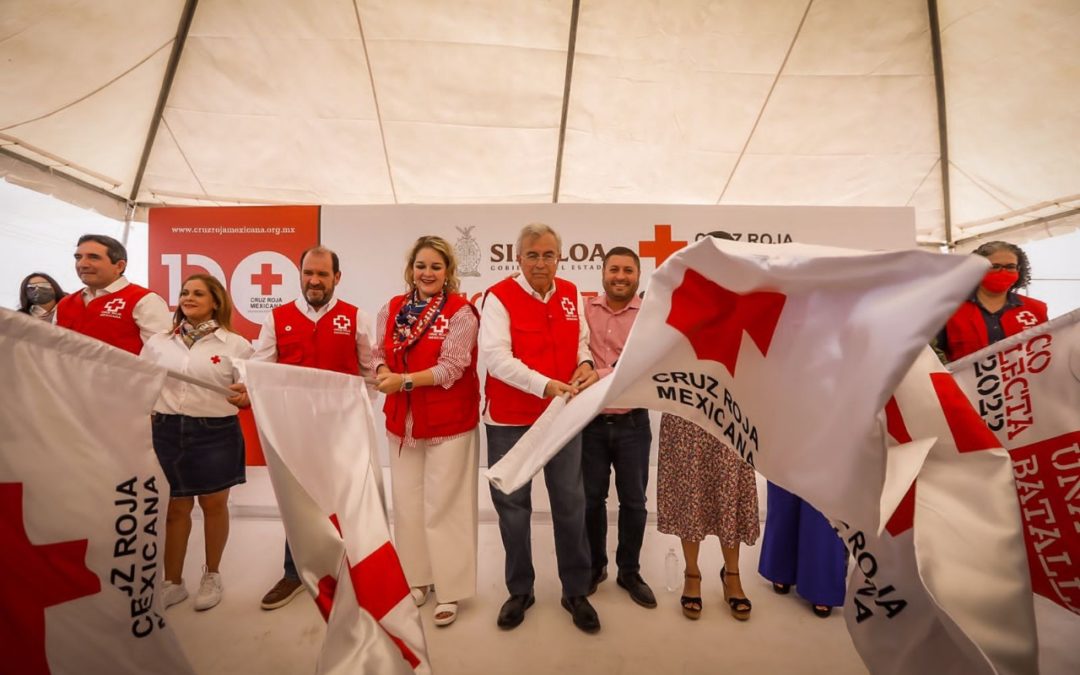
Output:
[162,580,188,609]
[194,569,223,611]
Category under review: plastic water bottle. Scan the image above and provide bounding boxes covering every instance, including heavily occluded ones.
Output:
[664,547,680,592]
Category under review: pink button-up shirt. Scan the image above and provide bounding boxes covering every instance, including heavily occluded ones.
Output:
[584,293,642,414]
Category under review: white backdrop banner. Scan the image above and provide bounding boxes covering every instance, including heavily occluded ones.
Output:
[321,204,914,465]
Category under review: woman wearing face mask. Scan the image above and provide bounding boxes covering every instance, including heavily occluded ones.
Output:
[18,272,68,321]
[141,274,253,613]
[373,235,480,628]
[936,241,1048,362]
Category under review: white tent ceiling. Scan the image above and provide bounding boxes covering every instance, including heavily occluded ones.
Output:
[1,0,1077,247]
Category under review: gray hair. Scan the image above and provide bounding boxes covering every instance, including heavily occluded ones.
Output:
[516,223,562,254]
[972,240,1031,288]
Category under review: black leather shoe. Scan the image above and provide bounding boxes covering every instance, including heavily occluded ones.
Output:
[561,595,601,634]
[616,572,657,608]
[496,593,534,630]
[587,568,607,596]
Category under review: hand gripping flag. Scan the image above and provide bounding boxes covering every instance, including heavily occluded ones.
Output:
[237,360,428,675]
[486,237,988,535]
[0,309,194,674]
[841,348,1037,675]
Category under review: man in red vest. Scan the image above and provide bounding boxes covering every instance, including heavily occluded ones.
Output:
[481,223,602,634]
[55,234,171,354]
[245,245,378,610]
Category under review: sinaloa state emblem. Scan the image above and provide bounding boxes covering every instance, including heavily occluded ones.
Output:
[455,226,481,277]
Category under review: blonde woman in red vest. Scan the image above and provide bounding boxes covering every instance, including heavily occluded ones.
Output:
[936,241,1048,362]
[141,274,253,612]
[55,234,171,354]
[373,236,480,628]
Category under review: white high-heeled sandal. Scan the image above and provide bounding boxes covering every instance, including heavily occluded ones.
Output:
[433,602,458,627]
[410,585,431,607]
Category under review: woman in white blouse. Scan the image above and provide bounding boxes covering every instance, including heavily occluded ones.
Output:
[141,274,252,612]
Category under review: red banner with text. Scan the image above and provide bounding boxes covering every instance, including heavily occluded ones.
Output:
[148,206,320,464]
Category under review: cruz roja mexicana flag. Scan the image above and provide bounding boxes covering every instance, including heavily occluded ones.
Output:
[487,236,987,535]
[485,237,1037,673]
[0,309,194,675]
[238,359,429,675]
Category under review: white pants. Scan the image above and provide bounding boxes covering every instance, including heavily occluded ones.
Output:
[388,429,479,603]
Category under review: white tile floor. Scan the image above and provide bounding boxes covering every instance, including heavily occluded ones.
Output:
[164,469,1078,674]
[169,516,872,675]
[168,490,870,674]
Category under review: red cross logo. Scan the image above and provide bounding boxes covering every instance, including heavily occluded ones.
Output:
[666,269,786,376]
[1016,310,1039,327]
[639,224,688,267]
[211,355,222,365]
[333,315,352,333]
[103,298,126,314]
[560,297,577,320]
[251,263,283,295]
[1,482,101,673]
[429,315,450,337]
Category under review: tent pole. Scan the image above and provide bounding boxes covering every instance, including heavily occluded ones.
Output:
[552,0,581,204]
[128,0,199,204]
[927,0,953,250]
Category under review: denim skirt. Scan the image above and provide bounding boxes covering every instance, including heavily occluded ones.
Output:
[151,413,246,497]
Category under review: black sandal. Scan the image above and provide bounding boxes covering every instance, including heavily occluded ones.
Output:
[720,567,752,621]
[680,572,702,620]
[812,604,832,618]
[772,582,791,595]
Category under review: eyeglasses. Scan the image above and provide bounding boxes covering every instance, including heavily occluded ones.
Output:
[523,252,559,264]
[990,263,1019,272]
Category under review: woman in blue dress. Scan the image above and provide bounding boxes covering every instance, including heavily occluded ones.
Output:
[758,482,848,617]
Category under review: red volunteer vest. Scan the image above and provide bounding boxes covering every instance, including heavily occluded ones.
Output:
[273,300,361,375]
[944,295,1049,361]
[55,283,152,355]
[382,294,480,439]
[484,277,581,425]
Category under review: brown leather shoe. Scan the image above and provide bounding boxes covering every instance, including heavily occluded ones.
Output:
[260,577,304,610]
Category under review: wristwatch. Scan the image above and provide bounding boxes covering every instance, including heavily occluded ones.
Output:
[402,374,414,392]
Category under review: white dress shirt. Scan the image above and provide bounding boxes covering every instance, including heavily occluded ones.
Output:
[479,273,592,424]
[63,277,172,344]
[142,329,254,417]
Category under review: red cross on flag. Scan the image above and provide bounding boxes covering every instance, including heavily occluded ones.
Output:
[487,236,989,535]
[0,310,193,674]
[236,360,428,675]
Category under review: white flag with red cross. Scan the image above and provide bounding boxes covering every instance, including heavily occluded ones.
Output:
[841,348,1037,675]
[949,308,1080,673]
[237,359,428,675]
[487,236,987,535]
[0,309,194,674]
[949,308,1080,616]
